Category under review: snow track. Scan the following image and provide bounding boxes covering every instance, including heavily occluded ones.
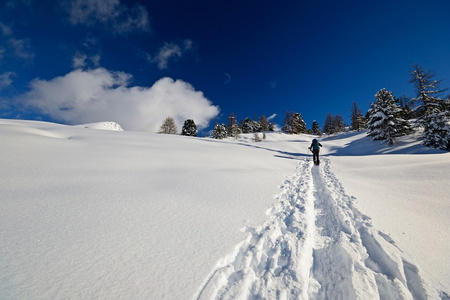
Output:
[195,158,440,300]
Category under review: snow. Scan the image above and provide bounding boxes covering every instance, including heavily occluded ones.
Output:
[73,121,124,131]
[1,118,449,299]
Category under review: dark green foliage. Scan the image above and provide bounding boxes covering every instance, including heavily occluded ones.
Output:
[311,120,322,136]
[367,89,412,145]
[282,111,307,134]
[181,119,197,137]
[211,123,228,139]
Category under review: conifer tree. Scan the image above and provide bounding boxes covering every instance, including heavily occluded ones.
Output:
[409,65,449,150]
[211,123,228,139]
[227,113,237,136]
[291,113,307,134]
[242,117,254,133]
[157,116,178,134]
[181,119,197,137]
[350,102,367,131]
[367,89,412,145]
[311,120,322,136]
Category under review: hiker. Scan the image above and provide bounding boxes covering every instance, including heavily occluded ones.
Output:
[309,138,322,165]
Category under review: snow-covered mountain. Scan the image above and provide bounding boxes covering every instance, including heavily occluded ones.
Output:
[1,118,449,299]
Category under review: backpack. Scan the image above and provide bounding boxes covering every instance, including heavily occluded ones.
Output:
[312,139,320,150]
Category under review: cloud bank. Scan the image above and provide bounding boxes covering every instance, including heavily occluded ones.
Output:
[19,68,219,132]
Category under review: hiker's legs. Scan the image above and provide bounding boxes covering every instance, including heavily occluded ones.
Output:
[313,149,319,163]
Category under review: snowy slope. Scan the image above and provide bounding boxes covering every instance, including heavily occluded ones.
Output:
[1,119,449,299]
[73,121,124,131]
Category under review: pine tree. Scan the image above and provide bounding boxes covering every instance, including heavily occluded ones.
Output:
[252,120,262,132]
[181,119,197,137]
[350,102,367,131]
[242,117,254,133]
[211,123,228,139]
[311,120,322,136]
[291,113,307,134]
[157,116,178,134]
[268,121,275,132]
[227,113,237,136]
[422,108,450,150]
[282,111,293,134]
[409,65,449,150]
[367,89,412,145]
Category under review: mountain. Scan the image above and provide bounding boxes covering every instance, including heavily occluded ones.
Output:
[1,118,449,299]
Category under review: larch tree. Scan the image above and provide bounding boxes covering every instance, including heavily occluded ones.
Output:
[157,116,178,134]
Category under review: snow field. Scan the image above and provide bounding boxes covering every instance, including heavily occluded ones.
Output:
[1,119,448,299]
[196,157,441,299]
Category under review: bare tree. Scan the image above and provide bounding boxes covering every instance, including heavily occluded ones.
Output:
[157,116,178,134]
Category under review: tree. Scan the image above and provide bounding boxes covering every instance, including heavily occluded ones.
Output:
[157,116,178,134]
[227,113,237,136]
[323,114,345,134]
[311,120,322,136]
[291,113,307,134]
[409,64,447,123]
[396,95,414,120]
[211,123,228,139]
[367,89,412,145]
[253,132,262,142]
[409,65,449,150]
[242,117,254,133]
[350,102,367,131]
[422,108,450,150]
[333,115,345,133]
[323,113,334,134]
[260,115,269,131]
[282,111,306,134]
[181,119,197,136]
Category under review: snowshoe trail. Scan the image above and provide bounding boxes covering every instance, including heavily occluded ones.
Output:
[195,158,439,300]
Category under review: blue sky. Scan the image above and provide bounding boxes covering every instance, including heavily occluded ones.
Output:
[1,0,450,133]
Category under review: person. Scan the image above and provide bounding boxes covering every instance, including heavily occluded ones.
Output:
[309,138,322,165]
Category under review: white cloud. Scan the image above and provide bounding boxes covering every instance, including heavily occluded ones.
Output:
[0,72,16,90]
[0,21,12,36]
[72,52,101,69]
[63,0,150,35]
[18,68,219,132]
[9,38,34,60]
[0,21,34,61]
[72,52,87,68]
[267,113,277,121]
[150,39,194,69]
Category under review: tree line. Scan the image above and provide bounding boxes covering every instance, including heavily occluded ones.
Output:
[157,64,449,151]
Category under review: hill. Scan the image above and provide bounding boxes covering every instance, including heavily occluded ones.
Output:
[1,119,449,299]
